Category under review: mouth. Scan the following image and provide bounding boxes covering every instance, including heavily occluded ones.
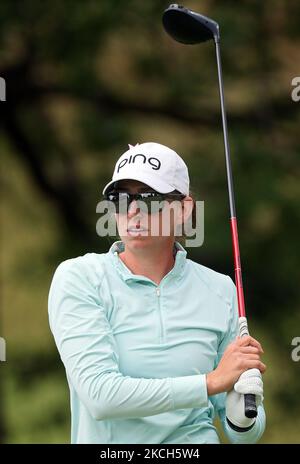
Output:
[127,227,149,236]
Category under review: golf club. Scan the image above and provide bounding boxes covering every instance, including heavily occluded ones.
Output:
[162,4,257,419]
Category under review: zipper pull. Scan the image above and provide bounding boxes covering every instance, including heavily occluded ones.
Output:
[156,287,160,296]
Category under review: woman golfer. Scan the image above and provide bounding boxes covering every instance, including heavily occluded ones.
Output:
[48,142,266,444]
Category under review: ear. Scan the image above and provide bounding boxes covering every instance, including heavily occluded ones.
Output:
[173,196,194,238]
[179,196,194,224]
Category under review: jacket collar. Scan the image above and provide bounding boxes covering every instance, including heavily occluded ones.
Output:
[108,240,187,284]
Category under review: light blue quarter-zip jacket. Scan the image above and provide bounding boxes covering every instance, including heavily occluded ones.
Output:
[48,240,266,444]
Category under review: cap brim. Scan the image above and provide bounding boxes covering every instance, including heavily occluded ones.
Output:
[102,173,176,195]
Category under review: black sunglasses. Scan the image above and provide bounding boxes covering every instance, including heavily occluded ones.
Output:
[104,191,186,214]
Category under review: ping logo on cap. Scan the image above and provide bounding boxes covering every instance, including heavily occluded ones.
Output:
[117,154,161,173]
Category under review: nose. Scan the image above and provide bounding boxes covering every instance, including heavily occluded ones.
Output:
[127,199,140,218]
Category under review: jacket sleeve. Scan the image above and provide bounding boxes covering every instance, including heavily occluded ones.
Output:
[48,258,209,421]
[210,276,266,444]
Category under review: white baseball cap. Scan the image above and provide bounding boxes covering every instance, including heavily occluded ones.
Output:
[102,142,190,196]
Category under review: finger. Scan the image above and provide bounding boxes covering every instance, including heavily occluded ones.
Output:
[240,353,262,362]
[237,336,264,352]
[237,335,262,349]
[240,346,262,355]
[245,360,267,373]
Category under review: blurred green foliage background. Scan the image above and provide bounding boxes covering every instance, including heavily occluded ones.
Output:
[1,0,299,443]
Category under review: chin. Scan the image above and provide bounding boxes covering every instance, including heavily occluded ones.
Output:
[122,234,155,249]
[128,235,152,244]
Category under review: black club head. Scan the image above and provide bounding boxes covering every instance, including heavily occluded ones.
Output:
[162,4,220,44]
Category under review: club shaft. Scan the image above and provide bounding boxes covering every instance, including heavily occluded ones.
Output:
[215,40,236,218]
[214,39,246,318]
